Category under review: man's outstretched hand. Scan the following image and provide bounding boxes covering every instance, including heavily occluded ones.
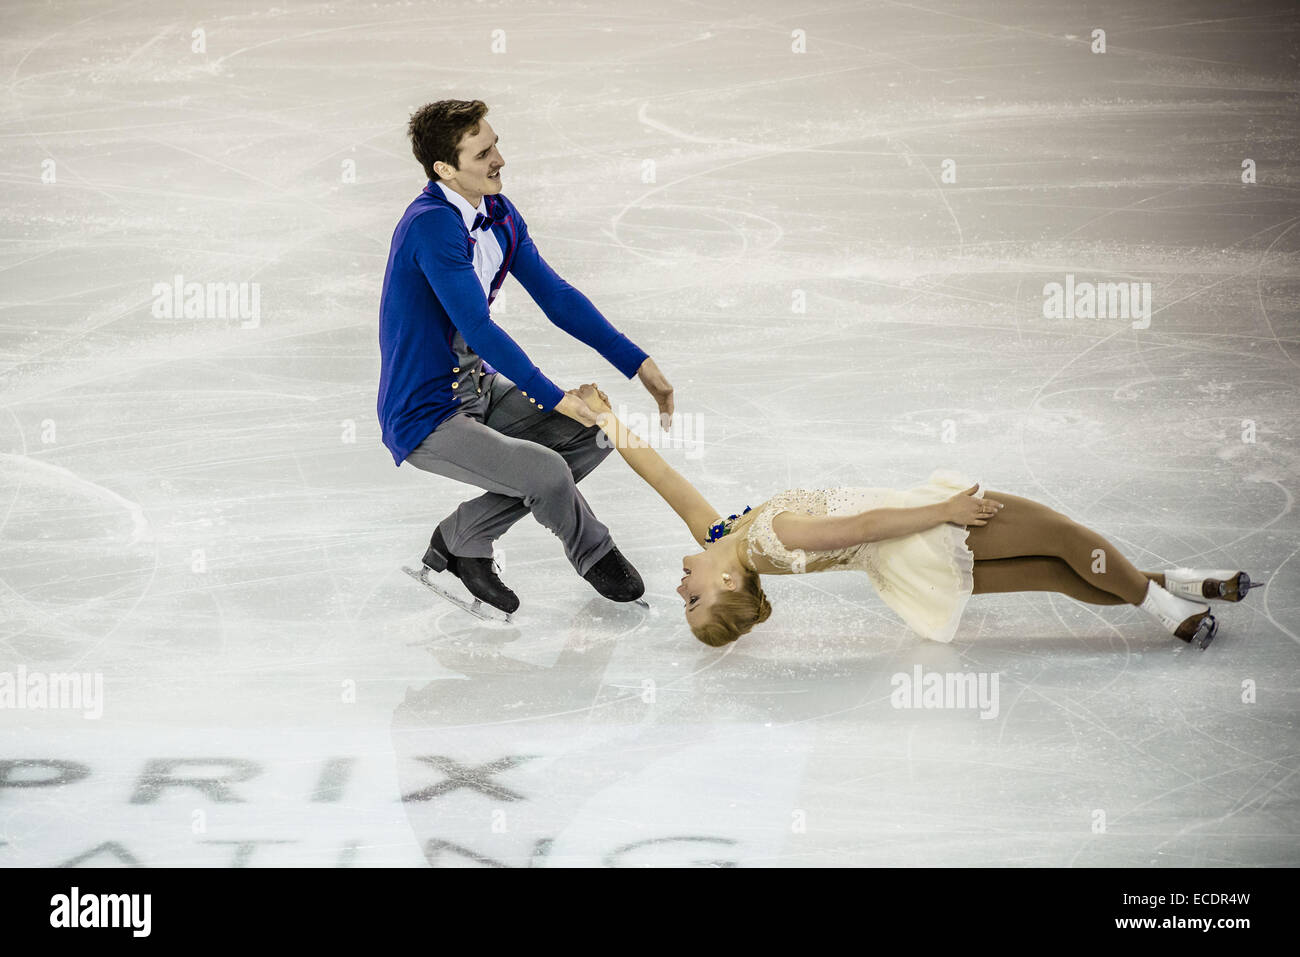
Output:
[636,357,675,430]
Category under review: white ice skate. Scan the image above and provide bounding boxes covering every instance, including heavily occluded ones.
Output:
[1163,568,1262,603]
[1139,581,1217,649]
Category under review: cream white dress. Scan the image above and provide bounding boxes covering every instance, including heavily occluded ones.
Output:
[715,469,981,643]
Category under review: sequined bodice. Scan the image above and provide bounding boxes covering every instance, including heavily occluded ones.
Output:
[715,488,881,575]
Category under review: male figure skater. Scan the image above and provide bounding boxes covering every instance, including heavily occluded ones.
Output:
[378,99,674,613]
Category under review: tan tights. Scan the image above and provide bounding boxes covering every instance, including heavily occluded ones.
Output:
[965,491,1162,605]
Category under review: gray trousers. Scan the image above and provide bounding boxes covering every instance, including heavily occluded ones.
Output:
[404,374,615,577]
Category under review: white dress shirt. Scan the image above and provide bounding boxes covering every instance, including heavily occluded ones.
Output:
[436,180,503,303]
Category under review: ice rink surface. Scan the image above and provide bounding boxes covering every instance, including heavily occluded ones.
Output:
[1,0,1298,866]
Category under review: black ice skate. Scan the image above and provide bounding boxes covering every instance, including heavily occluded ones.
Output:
[583,544,649,606]
[404,527,519,622]
[448,554,520,614]
[402,566,514,624]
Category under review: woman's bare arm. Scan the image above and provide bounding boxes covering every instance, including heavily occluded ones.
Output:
[773,486,1001,550]
[773,506,945,550]
[582,388,720,547]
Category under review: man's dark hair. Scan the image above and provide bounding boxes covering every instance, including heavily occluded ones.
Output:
[408,99,489,181]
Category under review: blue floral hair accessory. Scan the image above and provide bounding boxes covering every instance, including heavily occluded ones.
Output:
[705,505,752,542]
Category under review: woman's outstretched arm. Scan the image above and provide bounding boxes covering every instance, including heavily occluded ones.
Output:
[773,486,1003,550]
[576,384,720,547]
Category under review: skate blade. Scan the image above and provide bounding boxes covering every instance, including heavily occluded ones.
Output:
[1192,614,1218,650]
[1215,572,1265,602]
[402,566,514,624]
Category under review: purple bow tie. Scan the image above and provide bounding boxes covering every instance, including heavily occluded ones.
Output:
[471,211,497,233]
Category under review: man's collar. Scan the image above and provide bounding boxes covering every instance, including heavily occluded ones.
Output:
[432,180,490,232]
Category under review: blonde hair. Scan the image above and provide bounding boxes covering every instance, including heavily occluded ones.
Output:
[690,567,772,647]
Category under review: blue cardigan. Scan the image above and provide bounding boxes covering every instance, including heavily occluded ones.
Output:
[377,182,649,466]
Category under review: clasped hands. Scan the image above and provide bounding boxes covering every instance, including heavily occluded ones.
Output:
[555,357,673,429]
[559,382,613,427]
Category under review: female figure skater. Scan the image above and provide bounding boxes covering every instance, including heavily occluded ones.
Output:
[573,385,1259,650]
